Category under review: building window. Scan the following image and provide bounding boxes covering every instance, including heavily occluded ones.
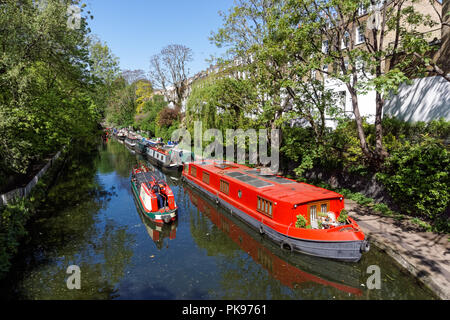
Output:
[203,171,210,184]
[358,4,367,16]
[342,31,350,49]
[220,180,229,195]
[257,196,273,218]
[322,40,329,54]
[356,26,365,44]
[191,166,197,177]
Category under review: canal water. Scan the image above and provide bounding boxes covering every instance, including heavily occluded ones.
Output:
[0,138,438,300]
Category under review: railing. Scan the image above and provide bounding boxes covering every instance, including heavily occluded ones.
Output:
[0,149,64,206]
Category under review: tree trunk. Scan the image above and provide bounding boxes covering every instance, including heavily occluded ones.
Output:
[349,87,371,160]
[374,91,388,163]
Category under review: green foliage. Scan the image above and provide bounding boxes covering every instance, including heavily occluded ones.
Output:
[134,95,168,136]
[337,210,349,224]
[295,214,308,228]
[0,0,102,178]
[376,137,449,224]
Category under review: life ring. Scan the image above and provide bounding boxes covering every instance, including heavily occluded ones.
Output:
[280,240,293,252]
[259,224,264,235]
[361,240,370,252]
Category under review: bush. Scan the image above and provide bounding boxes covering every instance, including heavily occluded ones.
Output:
[295,214,308,228]
[337,209,349,223]
[377,137,449,225]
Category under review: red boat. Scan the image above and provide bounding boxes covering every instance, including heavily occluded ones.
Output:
[182,160,369,262]
[131,164,177,224]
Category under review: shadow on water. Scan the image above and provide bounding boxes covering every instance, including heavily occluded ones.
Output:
[0,138,439,300]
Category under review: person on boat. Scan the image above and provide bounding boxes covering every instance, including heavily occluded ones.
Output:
[152,184,164,209]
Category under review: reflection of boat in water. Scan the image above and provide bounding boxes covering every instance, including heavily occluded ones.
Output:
[185,185,363,296]
[131,164,177,224]
[135,202,178,250]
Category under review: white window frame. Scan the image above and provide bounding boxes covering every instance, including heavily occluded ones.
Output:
[356,26,365,44]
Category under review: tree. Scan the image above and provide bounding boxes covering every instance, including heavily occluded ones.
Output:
[0,0,99,178]
[149,44,193,110]
[121,69,148,85]
[273,0,443,166]
[88,37,121,117]
[135,79,153,114]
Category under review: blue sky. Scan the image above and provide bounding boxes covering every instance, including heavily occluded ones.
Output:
[85,0,234,76]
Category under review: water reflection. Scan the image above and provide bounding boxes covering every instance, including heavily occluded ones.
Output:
[185,185,364,299]
[0,140,135,300]
[134,198,178,250]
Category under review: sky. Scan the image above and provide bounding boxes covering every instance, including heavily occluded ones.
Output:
[84,0,234,77]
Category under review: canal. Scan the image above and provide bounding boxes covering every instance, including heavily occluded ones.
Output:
[0,138,438,300]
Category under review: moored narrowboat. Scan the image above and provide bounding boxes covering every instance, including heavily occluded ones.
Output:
[125,134,137,147]
[136,138,149,154]
[145,142,183,172]
[131,164,177,223]
[182,160,369,262]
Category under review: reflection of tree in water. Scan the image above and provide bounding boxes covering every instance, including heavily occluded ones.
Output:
[189,207,240,258]
[96,139,141,178]
[187,188,437,300]
[1,141,135,300]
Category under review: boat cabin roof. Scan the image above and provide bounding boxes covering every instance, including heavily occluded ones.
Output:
[191,161,342,204]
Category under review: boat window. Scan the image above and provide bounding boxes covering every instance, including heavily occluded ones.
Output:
[220,179,229,195]
[257,196,273,218]
[191,166,197,177]
[203,172,210,184]
[308,201,329,221]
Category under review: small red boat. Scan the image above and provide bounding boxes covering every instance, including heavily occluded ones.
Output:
[182,160,369,262]
[131,164,177,224]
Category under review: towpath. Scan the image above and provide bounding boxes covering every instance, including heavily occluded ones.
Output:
[346,199,450,300]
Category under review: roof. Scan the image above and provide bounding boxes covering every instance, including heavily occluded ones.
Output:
[192,161,342,204]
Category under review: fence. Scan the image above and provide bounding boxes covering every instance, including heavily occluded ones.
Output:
[0,149,63,206]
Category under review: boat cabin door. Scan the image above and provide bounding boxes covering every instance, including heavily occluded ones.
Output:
[309,205,318,229]
[308,201,329,229]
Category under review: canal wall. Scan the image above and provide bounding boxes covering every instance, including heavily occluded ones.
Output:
[347,199,450,300]
[0,148,64,207]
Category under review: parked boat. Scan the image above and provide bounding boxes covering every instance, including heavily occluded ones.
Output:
[135,138,149,154]
[125,134,137,148]
[145,141,186,172]
[186,186,362,295]
[131,164,177,224]
[182,160,369,262]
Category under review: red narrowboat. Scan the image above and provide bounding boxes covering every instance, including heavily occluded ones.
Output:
[187,186,363,296]
[131,164,177,224]
[182,160,369,262]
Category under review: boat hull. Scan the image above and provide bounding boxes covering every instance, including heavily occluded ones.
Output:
[183,175,365,262]
[131,181,177,224]
[146,153,183,172]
